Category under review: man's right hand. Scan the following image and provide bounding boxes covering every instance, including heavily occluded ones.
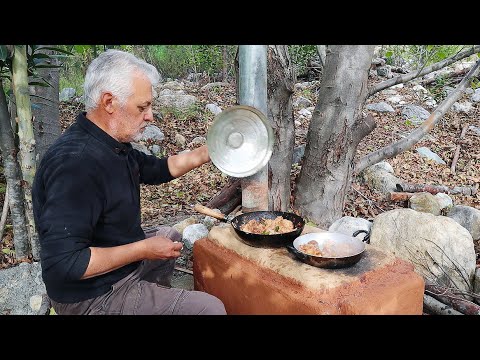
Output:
[142,236,183,260]
[81,236,183,280]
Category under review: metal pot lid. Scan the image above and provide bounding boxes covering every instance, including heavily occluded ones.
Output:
[207,105,274,178]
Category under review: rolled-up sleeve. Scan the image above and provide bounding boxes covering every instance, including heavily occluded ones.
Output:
[35,154,104,283]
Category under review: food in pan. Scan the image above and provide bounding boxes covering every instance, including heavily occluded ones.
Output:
[240,216,295,235]
[299,240,324,256]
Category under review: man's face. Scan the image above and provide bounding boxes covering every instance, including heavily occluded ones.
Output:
[114,72,154,143]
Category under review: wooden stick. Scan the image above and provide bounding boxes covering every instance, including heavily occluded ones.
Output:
[174,266,193,275]
[396,182,477,196]
[206,178,241,210]
[423,294,463,315]
[450,124,469,175]
[425,283,480,315]
[387,191,414,201]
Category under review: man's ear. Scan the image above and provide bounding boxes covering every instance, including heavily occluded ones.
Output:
[101,92,115,114]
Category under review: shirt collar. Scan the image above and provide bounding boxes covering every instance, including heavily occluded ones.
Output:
[76,112,133,155]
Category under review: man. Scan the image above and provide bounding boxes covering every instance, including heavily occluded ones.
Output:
[32,49,226,315]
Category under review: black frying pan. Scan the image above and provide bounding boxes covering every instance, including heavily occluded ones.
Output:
[194,204,305,248]
[286,230,370,268]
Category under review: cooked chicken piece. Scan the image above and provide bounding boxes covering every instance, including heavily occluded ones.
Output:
[240,216,295,235]
[299,240,323,256]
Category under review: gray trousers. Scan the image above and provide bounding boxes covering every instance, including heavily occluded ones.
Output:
[51,226,226,315]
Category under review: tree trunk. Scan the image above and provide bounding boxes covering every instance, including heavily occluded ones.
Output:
[0,80,30,259]
[30,45,61,164]
[266,45,295,211]
[316,45,326,67]
[222,45,228,82]
[12,45,39,260]
[294,45,375,228]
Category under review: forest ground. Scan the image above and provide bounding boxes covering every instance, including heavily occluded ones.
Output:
[1,75,479,270]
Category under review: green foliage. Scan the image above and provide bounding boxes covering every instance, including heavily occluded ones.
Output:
[132,45,237,80]
[0,183,5,194]
[381,45,468,68]
[288,45,317,75]
[58,45,131,95]
[471,78,480,90]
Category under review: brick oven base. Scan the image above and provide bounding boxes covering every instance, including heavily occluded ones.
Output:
[193,225,425,315]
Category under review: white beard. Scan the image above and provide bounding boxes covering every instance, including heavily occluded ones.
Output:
[131,130,144,143]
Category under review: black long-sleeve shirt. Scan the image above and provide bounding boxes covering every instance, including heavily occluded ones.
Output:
[32,112,174,303]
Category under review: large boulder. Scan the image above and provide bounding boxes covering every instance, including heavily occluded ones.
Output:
[370,208,476,292]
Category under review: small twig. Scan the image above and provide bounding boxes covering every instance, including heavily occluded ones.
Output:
[450,123,469,175]
[352,186,385,212]
[174,266,193,275]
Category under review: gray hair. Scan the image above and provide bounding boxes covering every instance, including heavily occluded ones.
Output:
[83,49,160,112]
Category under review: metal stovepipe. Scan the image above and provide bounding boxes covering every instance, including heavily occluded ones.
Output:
[238,45,270,212]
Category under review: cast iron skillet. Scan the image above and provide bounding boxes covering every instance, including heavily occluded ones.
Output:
[194,204,305,248]
[286,230,370,268]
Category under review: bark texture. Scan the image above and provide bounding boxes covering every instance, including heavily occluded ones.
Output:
[294,45,375,229]
[30,46,61,163]
[0,80,30,258]
[266,45,295,211]
[12,45,39,259]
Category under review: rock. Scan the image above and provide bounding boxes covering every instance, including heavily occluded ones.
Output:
[370,209,476,293]
[366,102,395,113]
[401,105,430,125]
[140,125,164,142]
[59,88,76,102]
[435,193,453,211]
[471,88,480,103]
[416,147,446,165]
[447,205,480,240]
[206,103,222,115]
[157,94,197,110]
[293,96,312,109]
[408,192,443,215]
[151,145,162,156]
[452,101,473,113]
[0,262,47,315]
[175,133,186,147]
[173,217,198,235]
[386,95,403,104]
[183,224,209,250]
[361,161,399,194]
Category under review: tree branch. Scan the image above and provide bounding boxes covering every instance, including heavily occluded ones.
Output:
[368,45,480,97]
[450,124,469,174]
[355,58,480,174]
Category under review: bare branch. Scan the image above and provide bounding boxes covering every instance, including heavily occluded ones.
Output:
[451,124,469,174]
[355,59,480,174]
[423,294,463,315]
[368,45,480,96]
